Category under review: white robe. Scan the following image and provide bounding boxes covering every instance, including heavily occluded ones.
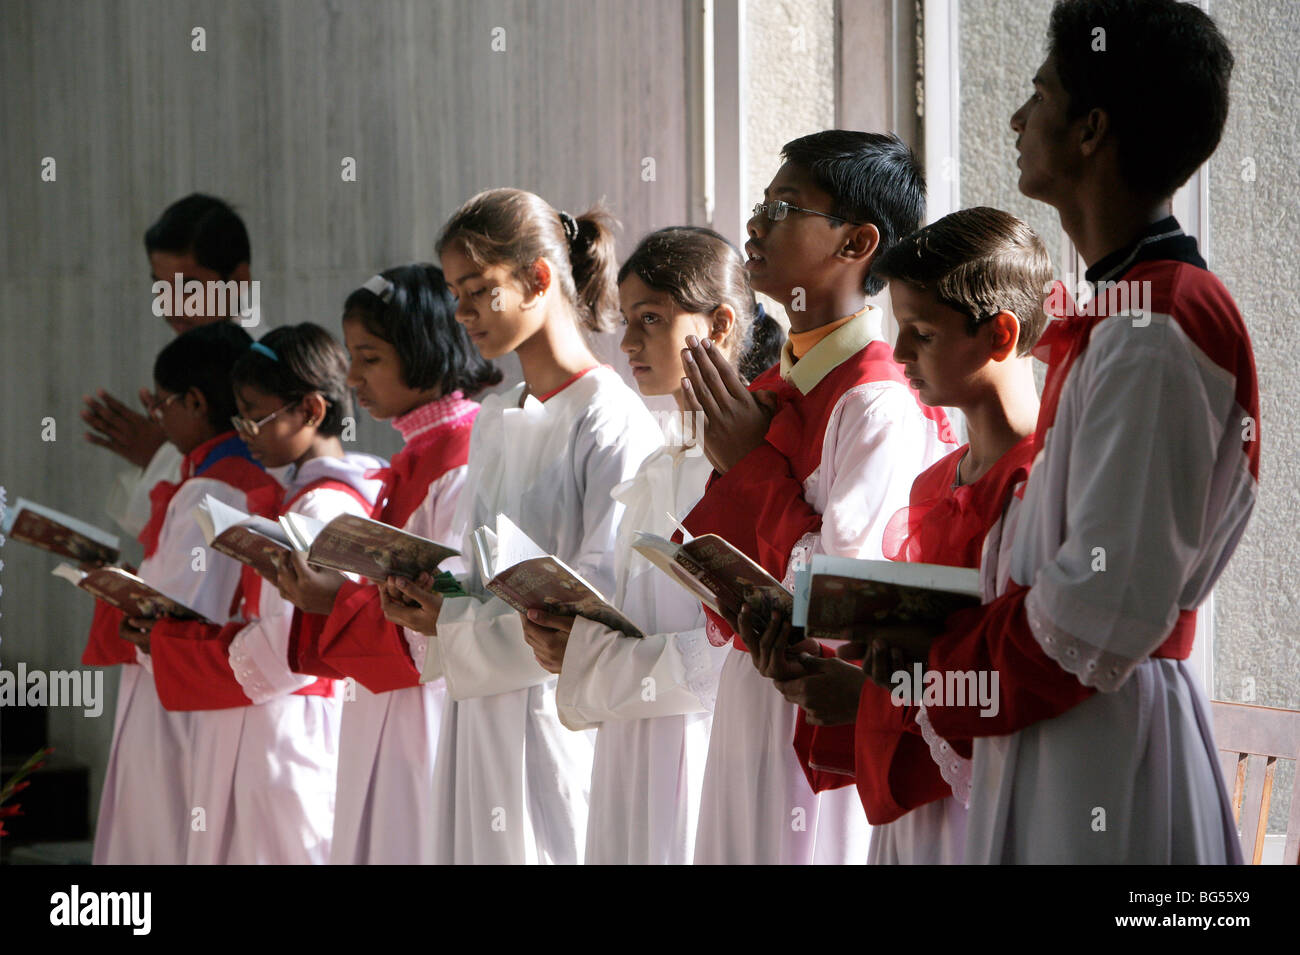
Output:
[422,367,662,864]
[107,442,182,538]
[329,462,468,865]
[93,474,250,865]
[693,310,956,865]
[556,442,729,864]
[929,304,1253,864]
[186,453,386,865]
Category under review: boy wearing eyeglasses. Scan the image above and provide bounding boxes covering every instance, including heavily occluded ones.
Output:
[680,130,957,864]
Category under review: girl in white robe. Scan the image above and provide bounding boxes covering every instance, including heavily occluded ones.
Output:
[85,323,282,865]
[380,190,662,864]
[147,325,385,864]
[531,227,783,864]
[275,268,498,864]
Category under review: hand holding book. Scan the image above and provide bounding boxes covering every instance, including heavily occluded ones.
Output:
[275,551,347,615]
[376,572,445,635]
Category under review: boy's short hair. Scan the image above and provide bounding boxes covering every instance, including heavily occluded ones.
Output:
[145,194,251,277]
[871,206,1052,355]
[154,322,253,432]
[1048,0,1233,199]
[780,130,926,296]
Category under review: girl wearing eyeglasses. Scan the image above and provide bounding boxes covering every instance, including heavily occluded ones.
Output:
[126,323,384,864]
[83,322,283,864]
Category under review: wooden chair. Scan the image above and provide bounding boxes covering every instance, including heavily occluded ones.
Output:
[1211,701,1300,864]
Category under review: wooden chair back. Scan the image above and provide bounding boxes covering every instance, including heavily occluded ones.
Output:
[1211,700,1300,864]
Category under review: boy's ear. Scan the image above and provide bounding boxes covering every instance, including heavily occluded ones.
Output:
[837,222,881,263]
[1078,107,1109,158]
[988,310,1021,360]
[709,304,736,345]
[184,386,209,420]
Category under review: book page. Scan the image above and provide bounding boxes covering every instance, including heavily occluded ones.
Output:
[470,525,498,582]
[487,554,644,639]
[279,512,328,552]
[493,513,548,569]
[195,494,249,544]
[305,513,459,581]
[631,532,722,613]
[799,555,981,641]
[55,565,209,622]
[7,499,121,564]
[211,526,291,581]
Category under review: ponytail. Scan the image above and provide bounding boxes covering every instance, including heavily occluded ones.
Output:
[564,203,620,334]
[437,188,620,335]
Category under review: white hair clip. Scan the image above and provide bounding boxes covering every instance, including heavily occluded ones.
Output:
[361,274,395,303]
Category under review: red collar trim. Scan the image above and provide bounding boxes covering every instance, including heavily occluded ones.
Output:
[535,365,603,403]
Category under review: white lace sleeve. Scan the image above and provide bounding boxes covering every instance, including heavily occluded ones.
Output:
[916,704,972,809]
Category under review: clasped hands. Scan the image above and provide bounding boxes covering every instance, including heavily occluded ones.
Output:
[679,335,777,473]
[729,601,941,726]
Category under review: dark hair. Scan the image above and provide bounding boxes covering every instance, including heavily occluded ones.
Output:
[1047,0,1233,198]
[740,305,786,382]
[872,206,1053,355]
[780,130,926,296]
[144,194,251,277]
[342,264,502,397]
[154,322,253,432]
[618,226,785,383]
[437,188,621,333]
[230,324,354,437]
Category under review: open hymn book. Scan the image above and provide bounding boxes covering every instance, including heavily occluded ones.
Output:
[471,514,645,639]
[193,495,459,584]
[2,497,121,565]
[51,564,211,622]
[791,554,982,642]
[631,531,793,620]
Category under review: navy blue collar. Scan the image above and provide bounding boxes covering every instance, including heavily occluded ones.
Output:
[1085,216,1206,288]
[192,432,261,477]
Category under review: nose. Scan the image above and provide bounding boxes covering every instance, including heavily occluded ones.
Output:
[747,208,766,240]
[345,359,363,388]
[454,298,474,324]
[892,336,913,365]
[620,322,642,355]
[1010,103,1026,134]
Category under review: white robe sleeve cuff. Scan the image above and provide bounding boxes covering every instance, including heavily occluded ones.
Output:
[433,594,550,700]
[555,617,724,731]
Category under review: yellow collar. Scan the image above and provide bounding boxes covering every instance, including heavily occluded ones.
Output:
[779,305,885,395]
